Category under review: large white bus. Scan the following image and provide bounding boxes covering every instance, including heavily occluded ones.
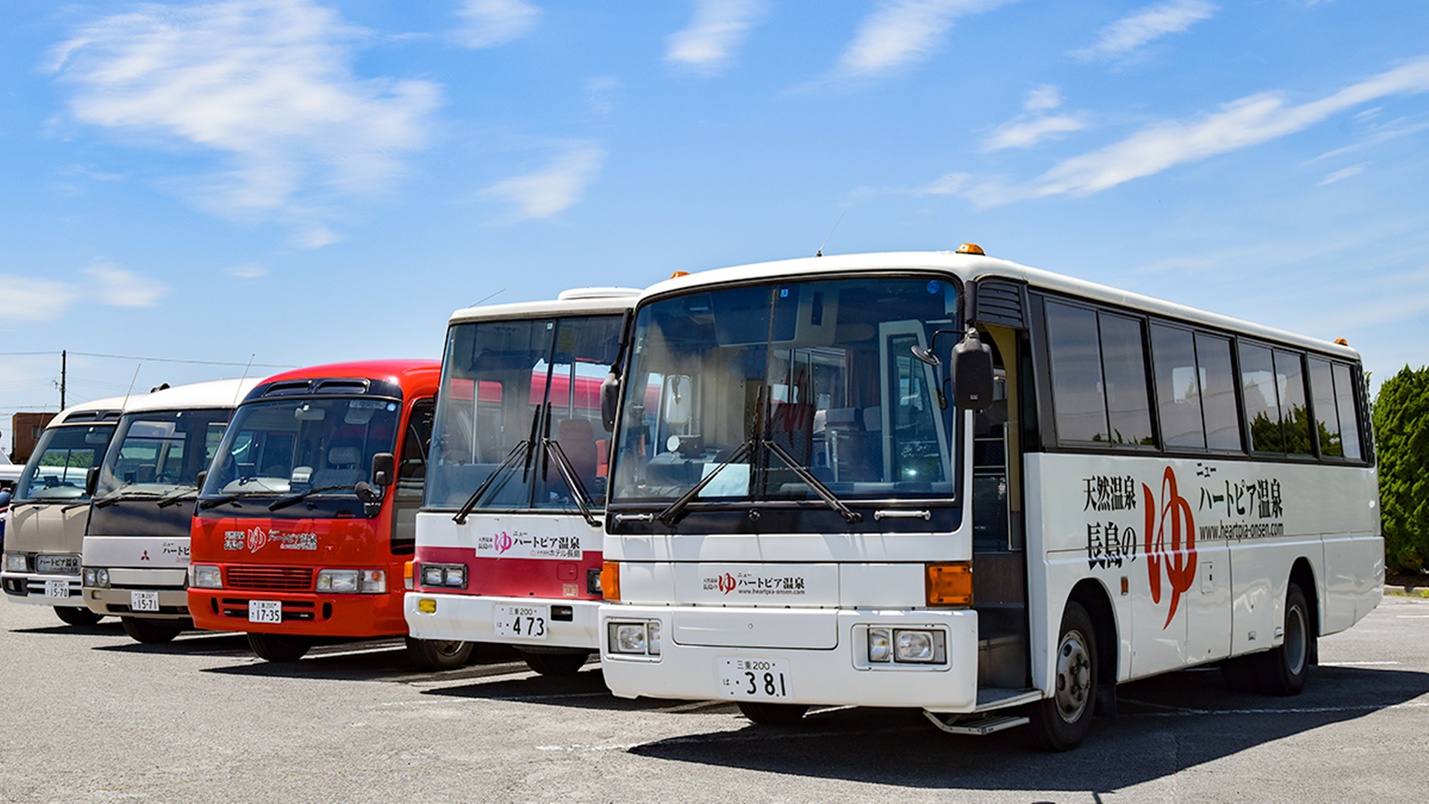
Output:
[405,288,637,675]
[596,246,1381,750]
[81,378,258,643]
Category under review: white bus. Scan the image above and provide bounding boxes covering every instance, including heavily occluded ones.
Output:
[596,246,1381,750]
[405,288,637,675]
[81,378,259,643]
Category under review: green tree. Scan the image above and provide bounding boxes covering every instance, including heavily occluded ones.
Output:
[1373,366,1429,573]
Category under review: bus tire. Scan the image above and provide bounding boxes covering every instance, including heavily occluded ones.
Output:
[521,650,590,676]
[736,701,810,726]
[1028,601,1097,752]
[121,617,183,644]
[1258,582,1311,696]
[247,632,311,662]
[54,606,102,627]
[406,637,474,671]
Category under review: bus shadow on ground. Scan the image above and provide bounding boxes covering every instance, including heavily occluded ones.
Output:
[92,631,254,656]
[11,620,125,637]
[419,667,707,713]
[626,666,1429,792]
[196,641,548,683]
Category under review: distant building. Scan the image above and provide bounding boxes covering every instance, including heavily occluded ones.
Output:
[10,412,58,464]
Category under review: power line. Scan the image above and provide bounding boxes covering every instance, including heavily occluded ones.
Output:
[68,351,293,368]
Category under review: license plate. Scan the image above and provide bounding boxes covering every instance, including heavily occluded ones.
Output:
[719,657,793,700]
[493,604,549,639]
[43,579,70,599]
[131,591,160,612]
[248,600,282,624]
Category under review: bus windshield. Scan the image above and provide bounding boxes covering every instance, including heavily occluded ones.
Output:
[610,276,961,506]
[201,397,400,499]
[96,409,231,501]
[14,424,116,504]
[425,314,625,511]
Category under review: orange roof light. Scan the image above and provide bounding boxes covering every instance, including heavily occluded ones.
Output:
[1334,338,1349,346]
[670,270,690,279]
[956,243,985,256]
[926,562,973,607]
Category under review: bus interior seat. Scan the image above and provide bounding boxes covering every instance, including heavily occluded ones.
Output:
[556,418,599,493]
[312,444,362,487]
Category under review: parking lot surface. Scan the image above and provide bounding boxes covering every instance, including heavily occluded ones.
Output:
[2,595,1427,802]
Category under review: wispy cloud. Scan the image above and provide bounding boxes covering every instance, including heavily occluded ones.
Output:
[0,276,78,324]
[1074,0,1217,62]
[960,56,1429,205]
[1319,163,1366,185]
[452,0,540,49]
[229,262,268,279]
[49,0,440,245]
[832,0,1015,81]
[478,142,605,222]
[85,262,170,307]
[982,85,1089,151]
[666,0,765,75]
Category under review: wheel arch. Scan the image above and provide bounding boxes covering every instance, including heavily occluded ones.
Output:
[1288,556,1320,664]
[1067,578,1119,686]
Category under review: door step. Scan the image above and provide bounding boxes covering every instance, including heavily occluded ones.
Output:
[923,710,1030,736]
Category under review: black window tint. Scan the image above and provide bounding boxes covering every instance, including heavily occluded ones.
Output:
[1152,324,1204,449]
[1240,343,1281,453]
[1276,350,1311,456]
[1046,302,1108,443]
[1196,333,1241,451]
[1099,313,1153,446]
[1333,363,1363,461]
[1308,358,1343,458]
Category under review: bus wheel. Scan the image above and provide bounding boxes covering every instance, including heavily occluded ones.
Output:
[247,632,311,662]
[1260,582,1311,696]
[54,606,102,627]
[121,617,183,644]
[1028,601,1097,752]
[736,701,810,726]
[521,650,590,676]
[406,637,474,671]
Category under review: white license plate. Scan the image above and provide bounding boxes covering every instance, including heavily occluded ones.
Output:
[44,579,70,599]
[719,656,793,700]
[493,604,549,639]
[248,600,282,624]
[131,591,160,612]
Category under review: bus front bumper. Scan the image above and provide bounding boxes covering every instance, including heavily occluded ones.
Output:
[599,605,980,711]
[84,573,191,619]
[1,572,83,606]
[187,588,407,637]
[404,591,599,650]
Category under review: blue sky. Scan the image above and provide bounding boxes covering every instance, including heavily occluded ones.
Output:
[3,0,1428,454]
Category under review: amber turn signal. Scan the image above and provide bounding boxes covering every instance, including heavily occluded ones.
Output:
[601,561,621,602]
[925,562,973,606]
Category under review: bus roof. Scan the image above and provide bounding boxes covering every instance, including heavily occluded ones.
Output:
[638,249,1361,360]
[47,394,136,428]
[447,287,640,326]
[119,378,262,414]
[249,359,442,400]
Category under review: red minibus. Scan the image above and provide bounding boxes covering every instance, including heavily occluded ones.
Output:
[188,360,472,669]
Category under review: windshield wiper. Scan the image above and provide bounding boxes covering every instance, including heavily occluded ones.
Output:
[656,440,755,527]
[452,441,531,525]
[267,484,355,512]
[156,488,200,509]
[542,438,598,527]
[93,490,163,509]
[762,439,862,524]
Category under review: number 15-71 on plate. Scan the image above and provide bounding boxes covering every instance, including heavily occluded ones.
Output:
[718,656,792,700]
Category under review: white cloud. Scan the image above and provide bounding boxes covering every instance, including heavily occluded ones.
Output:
[479,143,605,222]
[964,55,1429,205]
[982,85,1089,151]
[452,0,539,49]
[0,276,79,323]
[834,0,1015,79]
[228,262,268,279]
[1074,0,1217,62]
[1319,163,1366,185]
[586,76,620,117]
[49,0,440,243]
[666,0,765,75]
[84,262,170,307]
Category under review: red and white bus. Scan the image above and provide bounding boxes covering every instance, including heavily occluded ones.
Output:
[405,289,637,675]
[81,378,258,643]
[187,360,472,669]
[597,247,1381,750]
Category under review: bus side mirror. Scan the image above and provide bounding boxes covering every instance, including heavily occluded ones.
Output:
[86,466,101,497]
[953,328,995,412]
[370,453,395,487]
[195,470,207,491]
[600,372,621,433]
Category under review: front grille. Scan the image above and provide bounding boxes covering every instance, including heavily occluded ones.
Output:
[225,566,313,591]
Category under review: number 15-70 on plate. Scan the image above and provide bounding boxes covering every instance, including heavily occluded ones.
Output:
[718,657,792,700]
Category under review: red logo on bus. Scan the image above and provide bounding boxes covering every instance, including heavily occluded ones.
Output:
[1143,466,1196,629]
[717,573,737,594]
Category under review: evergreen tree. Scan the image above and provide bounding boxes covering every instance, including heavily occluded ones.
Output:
[1373,366,1429,573]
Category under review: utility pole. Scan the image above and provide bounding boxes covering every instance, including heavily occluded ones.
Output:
[60,349,67,410]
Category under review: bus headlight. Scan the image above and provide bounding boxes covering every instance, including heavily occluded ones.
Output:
[418,563,467,589]
[865,626,947,665]
[83,568,111,588]
[3,553,29,573]
[190,565,223,589]
[317,569,386,594]
[868,627,892,663]
[608,621,661,656]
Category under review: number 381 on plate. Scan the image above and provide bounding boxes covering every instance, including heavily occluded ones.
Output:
[718,656,792,700]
